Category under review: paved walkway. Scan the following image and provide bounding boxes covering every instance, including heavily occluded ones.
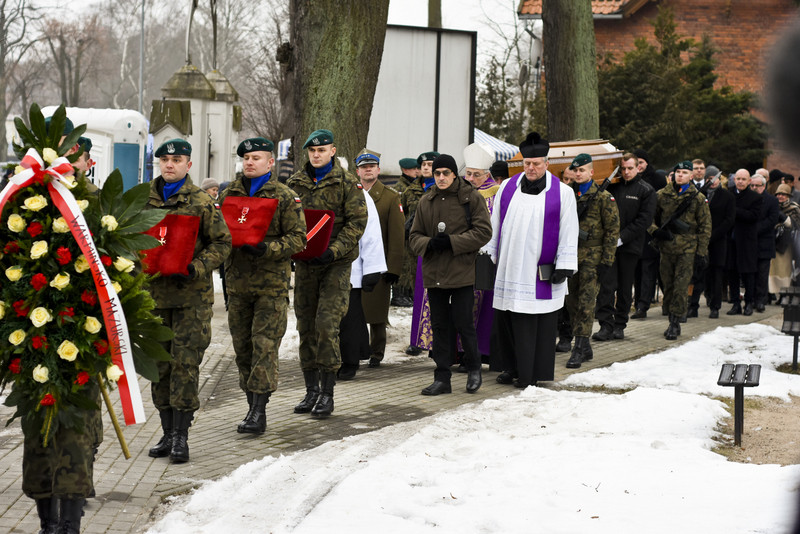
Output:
[0,300,785,533]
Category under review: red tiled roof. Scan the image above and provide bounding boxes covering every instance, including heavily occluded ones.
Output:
[518,0,652,18]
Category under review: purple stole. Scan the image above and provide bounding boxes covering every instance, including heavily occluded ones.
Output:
[497,171,562,300]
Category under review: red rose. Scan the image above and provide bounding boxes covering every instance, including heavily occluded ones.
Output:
[31,273,48,291]
[8,358,21,374]
[101,255,112,267]
[40,393,55,406]
[94,340,108,355]
[59,307,75,317]
[13,300,29,317]
[81,290,97,307]
[27,221,43,238]
[4,241,19,254]
[56,246,72,266]
[31,336,47,349]
[74,371,90,386]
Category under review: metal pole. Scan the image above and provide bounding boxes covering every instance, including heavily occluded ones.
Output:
[794,335,798,371]
[734,385,743,447]
[138,0,145,114]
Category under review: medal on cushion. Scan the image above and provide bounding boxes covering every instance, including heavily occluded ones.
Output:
[238,206,250,223]
[158,226,167,245]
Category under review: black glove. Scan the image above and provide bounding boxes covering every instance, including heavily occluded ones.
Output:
[428,233,452,252]
[550,269,571,285]
[383,272,400,285]
[170,263,196,282]
[652,228,674,241]
[596,263,610,282]
[695,254,709,271]
[309,248,335,266]
[240,242,267,257]
[361,272,381,292]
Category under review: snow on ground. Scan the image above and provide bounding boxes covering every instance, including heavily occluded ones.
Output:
[147,323,800,534]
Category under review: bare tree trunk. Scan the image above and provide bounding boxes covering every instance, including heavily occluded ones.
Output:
[542,0,598,141]
[428,0,442,28]
[290,0,390,168]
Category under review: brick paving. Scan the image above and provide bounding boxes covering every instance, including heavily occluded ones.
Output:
[0,299,785,533]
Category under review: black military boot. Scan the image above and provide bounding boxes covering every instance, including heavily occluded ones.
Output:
[294,370,320,413]
[566,337,587,368]
[56,498,82,534]
[311,372,336,418]
[555,337,572,352]
[236,392,254,432]
[36,497,58,534]
[583,337,594,361]
[169,410,193,463]
[238,392,269,434]
[664,315,680,340]
[148,410,172,458]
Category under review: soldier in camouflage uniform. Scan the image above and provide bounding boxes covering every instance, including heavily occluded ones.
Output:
[145,138,232,463]
[399,151,438,353]
[564,154,620,368]
[650,160,711,340]
[287,129,367,418]
[393,157,419,194]
[220,138,306,434]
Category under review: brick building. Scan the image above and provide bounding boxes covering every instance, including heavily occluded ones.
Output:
[518,0,800,172]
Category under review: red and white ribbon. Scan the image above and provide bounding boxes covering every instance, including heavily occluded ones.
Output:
[0,148,144,425]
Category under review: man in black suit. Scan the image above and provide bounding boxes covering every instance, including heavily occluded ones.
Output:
[752,174,783,311]
[688,166,734,318]
[726,169,763,316]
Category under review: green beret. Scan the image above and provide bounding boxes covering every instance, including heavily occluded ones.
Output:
[237,137,274,157]
[399,158,418,169]
[78,136,92,153]
[675,160,693,171]
[417,151,440,165]
[569,153,592,169]
[155,138,192,158]
[303,129,334,149]
[44,116,74,136]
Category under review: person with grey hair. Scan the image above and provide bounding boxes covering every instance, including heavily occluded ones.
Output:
[726,169,763,315]
[751,173,783,310]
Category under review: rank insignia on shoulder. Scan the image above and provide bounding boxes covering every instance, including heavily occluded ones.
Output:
[294,197,302,203]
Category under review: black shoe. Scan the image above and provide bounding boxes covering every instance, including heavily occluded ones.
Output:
[687,307,698,318]
[148,410,172,458]
[238,393,269,434]
[496,371,516,385]
[631,308,647,320]
[405,345,422,356]
[57,498,83,534]
[36,497,58,534]
[555,337,572,352]
[743,303,753,316]
[592,326,614,342]
[294,370,320,413]
[170,410,193,463]
[368,357,381,368]
[727,302,742,315]
[664,315,680,340]
[466,370,482,393]
[337,364,358,381]
[756,303,765,313]
[311,372,336,418]
[566,336,589,368]
[455,363,468,373]
[421,381,452,395]
[709,309,719,319]
[612,327,624,340]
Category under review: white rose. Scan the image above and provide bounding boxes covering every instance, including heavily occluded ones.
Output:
[7,214,25,233]
[14,165,24,175]
[106,364,124,382]
[23,195,47,211]
[74,255,90,273]
[84,316,102,334]
[52,217,70,233]
[60,175,76,189]
[111,281,122,294]
[32,364,49,383]
[113,256,135,273]
[30,307,53,327]
[5,266,22,281]
[77,199,89,212]
[49,272,70,290]
[101,215,119,231]
[30,240,48,260]
[9,329,26,345]
[0,301,5,320]
[42,148,58,164]
[57,340,79,362]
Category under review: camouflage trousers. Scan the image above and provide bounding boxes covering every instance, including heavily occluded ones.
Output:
[22,411,95,499]
[660,252,694,316]
[566,262,601,337]
[398,245,418,293]
[294,260,351,373]
[228,292,288,394]
[152,306,213,412]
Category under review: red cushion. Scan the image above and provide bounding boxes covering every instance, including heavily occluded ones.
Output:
[141,214,201,276]
[221,196,279,247]
[291,209,335,261]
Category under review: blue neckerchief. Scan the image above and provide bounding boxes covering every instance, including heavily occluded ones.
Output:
[578,181,592,196]
[249,172,271,196]
[162,177,187,201]
[314,160,333,182]
[423,177,435,191]
[678,183,691,195]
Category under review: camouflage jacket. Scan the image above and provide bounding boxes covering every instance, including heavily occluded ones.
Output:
[287,158,366,264]
[400,178,425,223]
[145,174,232,309]
[219,175,307,296]
[575,181,620,266]
[650,182,712,257]
[394,173,414,194]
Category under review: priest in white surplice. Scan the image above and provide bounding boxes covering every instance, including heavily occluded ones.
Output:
[485,132,579,387]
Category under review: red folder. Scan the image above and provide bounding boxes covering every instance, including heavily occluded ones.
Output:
[291,209,335,261]
[141,214,201,276]
[221,196,279,247]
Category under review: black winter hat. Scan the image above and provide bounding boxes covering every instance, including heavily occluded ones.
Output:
[769,169,785,183]
[431,154,458,177]
[633,148,649,164]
